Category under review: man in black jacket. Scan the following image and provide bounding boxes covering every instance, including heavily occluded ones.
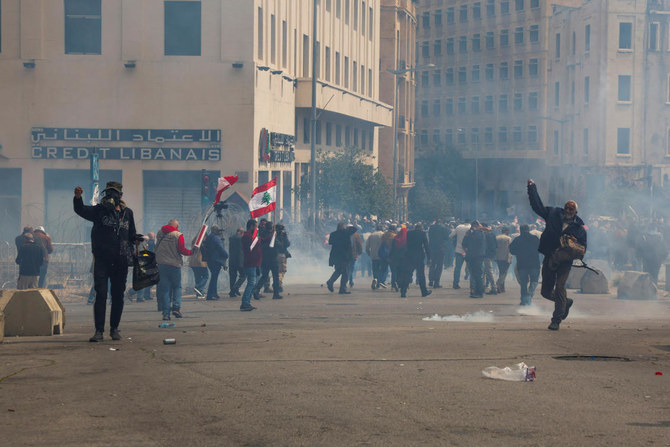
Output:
[527,180,587,330]
[399,223,432,298]
[228,228,246,297]
[74,182,139,342]
[510,224,541,306]
[326,223,357,294]
[15,232,44,289]
[462,221,486,298]
[428,219,448,288]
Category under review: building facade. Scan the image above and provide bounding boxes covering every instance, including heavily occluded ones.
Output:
[0,0,392,243]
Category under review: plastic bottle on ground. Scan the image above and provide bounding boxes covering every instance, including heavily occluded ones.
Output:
[482,362,536,382]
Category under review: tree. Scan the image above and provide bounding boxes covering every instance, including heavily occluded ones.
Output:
[299,147,393,219]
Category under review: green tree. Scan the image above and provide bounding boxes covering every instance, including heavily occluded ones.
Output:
[299,147,393,219]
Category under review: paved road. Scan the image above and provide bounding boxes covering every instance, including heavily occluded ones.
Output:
[1,277,669,446]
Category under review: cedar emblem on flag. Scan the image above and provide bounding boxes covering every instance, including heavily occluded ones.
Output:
[249,178,277,218]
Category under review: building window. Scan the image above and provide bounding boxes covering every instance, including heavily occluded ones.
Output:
[473,2,482,20]
[433,100,441,116]
[459,5,468,23]
[361,2,366,35]
[485,95,494,113]
[583,128,589,154]
[571,80,575,105]
[667,75,670,103]
[344,56,349,87]
[369,6,373,41]
[352,61,357,91]
[420,131,428,146]
[446,68,454,85]
[446,98,454,115]
[499,127,508,143]
[353,0,359,30]
[585,76,590,103]
[446,38,455,55]
[472,65,480,82]
[336,0,341,18]
[554,130,560,154]
[433,70,442,87]
[445,129,453,145]
[617,128,631,154]
[434,40,442,57]
[515,27,524,44]
[499,62,509,80]
[421,41,429,58]
[514,93,523,111]
[459,36,467,53]
[618,75,632,101]
[316,121,322,145]
[335,52,341,84]
[326,0,331,12]
[530,25,539,43]
[500,29,509,47]
[326,122,332,145]
[282,21,288,68]
[472,128,480,144]
[513,126,523,143]
[555,82,560,107]
[447,7,455,24]
[514,60,523,79]
[65,0,102,55]
[585,24,591,51]
[529,58,538,77]
[501,0,510,15]
[486,32,494,49]
[485,64,494,81]
[421,71,429,88]
[531,0,539,7]
[572,31,576,55]
[529,126,538,143]
[422,12,430,29]
[649,23,659,51]
[667,129,670,155]
[458,97,467,114]
[345,126,351,146]
[303,118,310,143]
[485,127,493,143]
[432,130,441,145]
[529,92,538,110]
[458,130,466,144]
[471,96,480,114]
[472,34,481,52]
[458,67,467,83]
[360,65,365,95]
[368,68,372,97]
[336,124,342,147]
[619,22,632,50]
[353,128,358,147]
[270,14,276,64]
[421,101,429,117]
[555,33,561,58]
[486,0,495,17]
[434,10,443,27]
[515,0,524,11]
[325,46,331,81]
[303,34,310,77]
[345,0,350,24]
[499,94,508,112]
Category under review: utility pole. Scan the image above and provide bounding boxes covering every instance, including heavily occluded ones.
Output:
[310,0,318,230]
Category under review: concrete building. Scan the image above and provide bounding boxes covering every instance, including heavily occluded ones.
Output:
[379,0,418,221]
[0,0,392,243]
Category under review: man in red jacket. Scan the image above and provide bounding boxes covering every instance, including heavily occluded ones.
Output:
[155,219,195,320]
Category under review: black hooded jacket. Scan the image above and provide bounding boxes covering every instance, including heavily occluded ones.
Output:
[528,184,587,257]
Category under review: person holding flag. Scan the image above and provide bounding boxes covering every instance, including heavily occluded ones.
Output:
[240,219,261,311]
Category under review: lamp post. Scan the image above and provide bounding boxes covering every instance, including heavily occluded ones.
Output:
[387,63,435,222]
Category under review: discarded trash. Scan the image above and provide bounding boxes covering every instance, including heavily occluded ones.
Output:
[158,322,176,328]
[163,338,176,345]
[109,348,119,351]
[423,311,494,322]
[200,323,206,327]
[655,372,663,376]
[482,362,536,382]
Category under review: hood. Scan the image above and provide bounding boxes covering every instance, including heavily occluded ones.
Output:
[161,225,179,234]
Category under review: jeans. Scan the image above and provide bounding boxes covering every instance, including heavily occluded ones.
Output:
[207,262,222,299]
[428,250,445,286]
[517,267,540,305]
[399,261,428,295]
[254,263,280,297]
[229,264,246,294]
[348,259,357,285]
[453,253,466,287]
[328,261,350,292]
[38,262,49,288]
[241,267,258,308]
[540,257,572,323]
[93,256,128,331]
[191,266,209,292]
[466,256,484,296]
[157,264,182,317]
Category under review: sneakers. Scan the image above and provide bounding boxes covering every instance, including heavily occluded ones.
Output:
[562,299,574,321]
[421,290,432,297]
[229,291,237,298]
[162,315,171,321]
[371,279,377,290]
[339,290,351,294]
[272,295,283,299]
[378,282,387,289]
[453,284,461,289]
[89,330,103,342]
[240,305,256,311]
[548,321,560,331]
[172,309,183,318]
[193,287,204,298]
[110,328,121,341]
[326,281,334,292]
[433,284,443,289]
[206,296,220,301]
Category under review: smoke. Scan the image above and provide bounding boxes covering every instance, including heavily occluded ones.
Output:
[423,311,495,322]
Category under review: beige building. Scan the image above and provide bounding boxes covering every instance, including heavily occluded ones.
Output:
[0,0,392,243]
[379,0,417,221]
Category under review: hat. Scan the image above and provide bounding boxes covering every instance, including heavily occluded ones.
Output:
[35,226,45,233]
[104,181,123,194]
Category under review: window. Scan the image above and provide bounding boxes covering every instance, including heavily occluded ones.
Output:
[458,67,467,84]
[554,130,560,154]
[335,52,341,84]
[514,93,522,111]
[473,2,481,20]
[529,126,538,143]
[515,0,524,11]
[649,23,659,51]
[421,71,429,88]
[447,7,455,24]
[555,82,560,107]
[361,2,366,35]
[433,70,442,87]
[422,12,430,29]
[618,75,632,101]
[584,76,590,103]
[336,124,342,146]
[459,36,467,53]
[282,21,288,67]
[345,0,350,24]
[362,129,367,149]
[530,25,539,43]
[513,126,523,143]
[571,81,575,105]
[555,33,561,58]
[572,31,576,55]
[421,41,429,58]
[667,129,670,155]
[445,129,453,145]
[0,0,2,52]
[446,98,453,115]
[352,61,357,91]
[353,128,358,147]
[368,68,372,96]
[326,122,332,145]
[667,75,670,103]
[420,130,428,146]
[325,46,331,81]
[344,56,349,87]
[619,22,632,49]
[617,128,630,154]
[458,97,467,114]
[499,127,508,143]
[485,95,494,113]
[458,130,466,144]
[435,10,443,27]
[485,64,494,81]
[472,34,481,52]
[529,58,538,76]
[446,38,455,54]
[499,62,509,80]
[500,29,509,47]
[353,0,359,30]
[345,126,351,146]
[446,68,454,85]
[65,0,102,55]
[369,7,373,41]
[433,100,441,116]
[471,128,480,144]
[486,32,495,49]
[499,94,508,112]
[316,121,322,145]
[303,34,310,77]
[515,27,524,44]
[421,101,429,117]
[485,127,493,143]
[501,1,510,15]
[326,0,331,12]
[270,15,276,64]
[360,65,365,95]
[486,0,495,17]
[514,60,523,79]
[303,118,310,143]
[336,0,341,18]
[585,24,591,51]
[583,128,589,154]
[529,92,538,110]
[459,5,468,23]
[471,96,480,114]
[432,130,441,145]
[472,65,480,82]
[531,0,539,7]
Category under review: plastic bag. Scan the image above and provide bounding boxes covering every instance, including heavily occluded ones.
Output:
[482,362,536,382]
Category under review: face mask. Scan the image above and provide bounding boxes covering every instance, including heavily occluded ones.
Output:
[101,189,121,209]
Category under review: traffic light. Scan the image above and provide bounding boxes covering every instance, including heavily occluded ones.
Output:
[201,169,212,210]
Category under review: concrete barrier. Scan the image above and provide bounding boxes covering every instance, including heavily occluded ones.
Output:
[567,267,587,289]
[0,312,4,343]
[580,269,609,294]
[617,271,657,300]
[0,289,65,336]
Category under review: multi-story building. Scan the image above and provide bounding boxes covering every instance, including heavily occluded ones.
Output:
[547,0,670,211]
[379,0,418,221]
[0,0,392,243]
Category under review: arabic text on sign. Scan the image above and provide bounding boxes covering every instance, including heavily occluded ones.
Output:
[31,128,222,143]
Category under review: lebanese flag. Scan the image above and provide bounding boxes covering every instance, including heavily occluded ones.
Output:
[214,176,238,204]
[249,178,277,218]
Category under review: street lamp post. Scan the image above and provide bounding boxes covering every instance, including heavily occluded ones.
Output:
[387,63,434,222]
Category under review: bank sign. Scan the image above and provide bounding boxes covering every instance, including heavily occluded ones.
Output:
[31,127,221,161]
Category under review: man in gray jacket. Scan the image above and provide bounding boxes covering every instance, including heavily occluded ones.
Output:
[155,219,194,320]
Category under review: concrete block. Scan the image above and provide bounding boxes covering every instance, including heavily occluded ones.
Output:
[617,271,657,300]
[580,269,609,294]
[0,312,4,343]
[567,267,587,289]
[0,289,65,336]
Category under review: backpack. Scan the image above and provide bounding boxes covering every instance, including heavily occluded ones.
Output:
[200,237,210,262]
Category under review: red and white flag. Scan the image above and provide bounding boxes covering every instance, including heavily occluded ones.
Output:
[249,178,277,218]
[214,176,238,204]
